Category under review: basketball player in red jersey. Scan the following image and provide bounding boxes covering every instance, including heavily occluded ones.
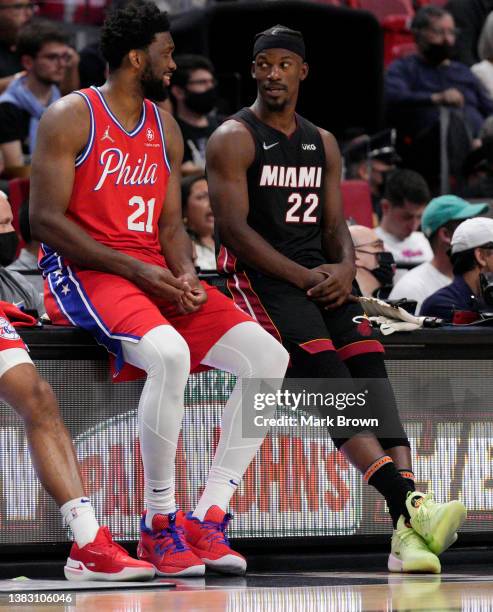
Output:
[0,303,151,581]
[30,1,288,578]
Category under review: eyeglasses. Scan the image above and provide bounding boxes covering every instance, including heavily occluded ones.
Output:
[37,52,71,63]
[426,26,460,37]
[0,2,37,10]
[355,239,385,250]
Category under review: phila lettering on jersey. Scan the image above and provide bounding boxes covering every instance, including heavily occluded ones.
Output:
[217,107,326,275]
[40,86,171,278]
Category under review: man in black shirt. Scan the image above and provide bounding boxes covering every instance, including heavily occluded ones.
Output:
[0,20,69,167]
[208,24,466,574]
[170,54,221,176]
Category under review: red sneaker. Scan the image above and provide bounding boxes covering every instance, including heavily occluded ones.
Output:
[184,506,246,575]
[64,526,155,581]
[137,511,205,577]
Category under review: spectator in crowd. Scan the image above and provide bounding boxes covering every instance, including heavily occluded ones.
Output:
[7,198,42,292]
[0,0,34,94]
[0,191,43,313]
[0,20,70,168]
[182,174,215,271]
[170,54,221,176]
[78,39,106,89]
[472,11,493,101]
[460,121,493,198]
[375,169,433,270]
[389,195,488,313]
[349,225,395,299]
[344,132,398,218]
[385,6,493,188]
[445,0,493,67]
[421,216,493,321]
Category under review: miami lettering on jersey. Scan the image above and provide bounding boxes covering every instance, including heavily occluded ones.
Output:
[259,165,322,188]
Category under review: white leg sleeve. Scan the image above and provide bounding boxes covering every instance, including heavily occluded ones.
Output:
[193,321,289,519]
[0,348,32,380]
[122,325,190,524]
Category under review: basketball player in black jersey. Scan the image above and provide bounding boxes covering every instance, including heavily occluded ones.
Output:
[207,25,466,573]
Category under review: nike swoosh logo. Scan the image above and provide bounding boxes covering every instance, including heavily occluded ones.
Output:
[229,479,239,487]
[80,498,90,503]
[263,142,279,150]
[152,487,170,493]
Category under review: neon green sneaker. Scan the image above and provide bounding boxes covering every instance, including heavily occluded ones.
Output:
[388,516,441,574]
[406,491,466,556]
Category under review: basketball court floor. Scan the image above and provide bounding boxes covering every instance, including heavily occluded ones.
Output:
[1,564,492,611]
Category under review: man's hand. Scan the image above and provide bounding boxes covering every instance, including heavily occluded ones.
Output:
[306,263,356,309]
[177,272,208,313]
[432,88,464,107]
[132,262,187,302]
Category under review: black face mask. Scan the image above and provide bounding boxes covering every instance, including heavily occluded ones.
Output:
[359,251,395,287]
[184,87,218,115]
[422,42,454,65]
[0,231,18,267]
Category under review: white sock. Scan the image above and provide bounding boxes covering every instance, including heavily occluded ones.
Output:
[193,466,240,520]
[196,322,289,519]
[122,326,190,532]
[144,477,176,529]
[60,497,100,548]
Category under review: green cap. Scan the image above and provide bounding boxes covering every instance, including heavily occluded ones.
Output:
[421,195,489,238]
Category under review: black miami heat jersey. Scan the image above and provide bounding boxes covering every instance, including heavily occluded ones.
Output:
[217,107,326,274]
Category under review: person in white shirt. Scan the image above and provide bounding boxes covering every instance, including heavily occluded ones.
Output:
[471,12,493,102]
[389,194,488,313]
[376,169,433,273]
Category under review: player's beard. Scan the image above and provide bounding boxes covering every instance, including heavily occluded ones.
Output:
[140,63,168,102]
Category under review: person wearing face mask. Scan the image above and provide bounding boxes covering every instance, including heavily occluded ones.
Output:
[170,54,221,177]
[390,195,488,314]
[0,191,43,314]
[349,225,395,299]
[421,216,493,321]
[385,6,493,188]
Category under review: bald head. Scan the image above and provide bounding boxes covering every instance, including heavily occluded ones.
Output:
[0,192,14,234]
[349,225,381,249]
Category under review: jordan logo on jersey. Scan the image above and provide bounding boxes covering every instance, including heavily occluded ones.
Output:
[94,147,158,191]
[260,165,322,188]
[101,125,115,143]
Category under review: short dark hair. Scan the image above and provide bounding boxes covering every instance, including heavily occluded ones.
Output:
[450,248,479,275]
[411,6,449,33]
[182,174,206,215]
[16,19,68,58]
[100,0,170,71]
[384,168,430,207]
[172,54,215,89]
[429,219,462,250]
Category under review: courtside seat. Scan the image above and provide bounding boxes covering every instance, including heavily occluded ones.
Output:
[383,14,416,66]
[340,179,374,227]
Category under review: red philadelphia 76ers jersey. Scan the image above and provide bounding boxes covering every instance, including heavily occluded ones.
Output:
[66,86,170,267]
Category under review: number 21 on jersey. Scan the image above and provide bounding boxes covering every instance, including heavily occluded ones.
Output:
[127,196,155,233]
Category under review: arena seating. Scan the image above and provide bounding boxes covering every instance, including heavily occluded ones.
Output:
[340,180,375,227]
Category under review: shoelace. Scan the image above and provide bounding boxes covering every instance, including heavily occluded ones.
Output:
[199,514,232,546]
[153,523,188,556]
[100,527,132,557]
[412,493,435,526]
